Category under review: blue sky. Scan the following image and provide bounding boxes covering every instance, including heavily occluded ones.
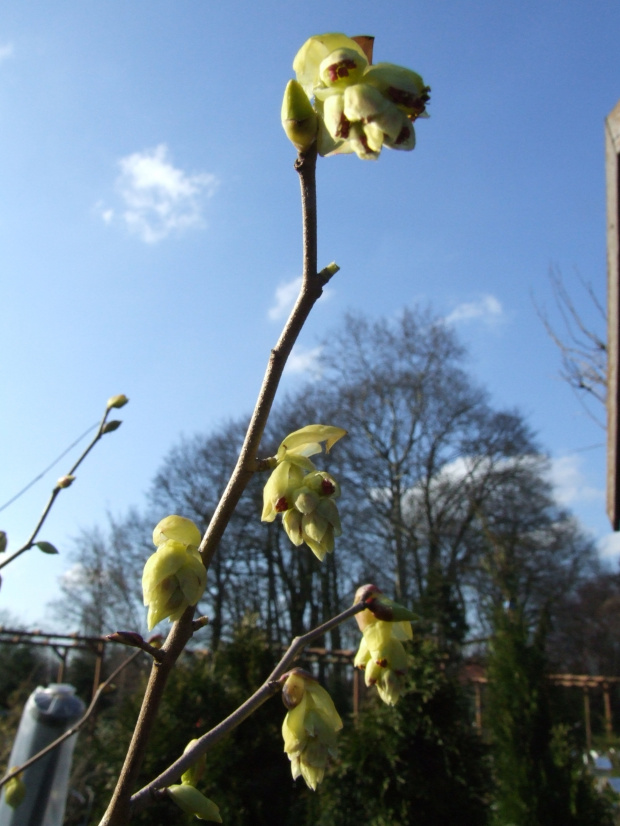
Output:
[1,1,619,628]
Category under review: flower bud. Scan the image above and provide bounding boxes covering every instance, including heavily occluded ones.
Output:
[4,772,26,809]
[0,532,7,553]
[106,394,129,410]
[56,475,75,489]
[281,80,318,152]
[167,785,222,822]
[142,539,207,630]
[181,739,206,787]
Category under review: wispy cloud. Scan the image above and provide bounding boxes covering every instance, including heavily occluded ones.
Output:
[0,43,14,63]
[547,455,602,507]
[597,532,620,560]
[268,276,333,321]
[100,144,218,243]
[268,277,302,321]
[284,345,323,379]
[445,294,504,326]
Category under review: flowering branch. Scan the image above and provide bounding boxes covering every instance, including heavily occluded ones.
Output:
[130,600,367,816]
[98,148,338,826]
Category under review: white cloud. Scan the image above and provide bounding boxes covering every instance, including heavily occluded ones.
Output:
[445,294,504,326]
[597,532,620,560]
[268,276,333,321]
[284,345,323,379]
[102,144,218,243]
[268,277,302,321]
[547,454,602,507]
[0,43,14,63]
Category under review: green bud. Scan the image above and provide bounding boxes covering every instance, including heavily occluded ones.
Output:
[167,785,222,822]
[102,420,122,434]
[106,394,129,410]
[181,740,206,786]
[0,532,7,553]
[281,79,318,152]
[4,772,26,809]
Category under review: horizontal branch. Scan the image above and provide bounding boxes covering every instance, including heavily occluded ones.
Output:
[0,650,142,790]
[130,600,366,816]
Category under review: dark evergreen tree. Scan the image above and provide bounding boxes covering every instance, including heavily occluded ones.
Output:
[486,605,613,826]
[314,636,491,826]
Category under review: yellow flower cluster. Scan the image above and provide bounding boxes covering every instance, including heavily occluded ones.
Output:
[262,425,346,561]
[281,669,343,790]
[353,584,417,705]
[142,516,206,630]
[283,33,430,160]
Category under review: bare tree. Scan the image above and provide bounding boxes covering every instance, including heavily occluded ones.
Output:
[536,266,606,422]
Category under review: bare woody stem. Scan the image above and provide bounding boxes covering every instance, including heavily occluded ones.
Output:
[99,145,338,826]
[0,403,120,572]
[130,601,366,815]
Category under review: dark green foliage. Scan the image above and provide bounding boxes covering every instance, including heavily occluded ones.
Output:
[486,606,613,826]
[314,636,491,826]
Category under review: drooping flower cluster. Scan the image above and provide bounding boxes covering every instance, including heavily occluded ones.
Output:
[262,425,346,561]
[167,740,222,823]
[281,669,343,790]
[282,33,430,160]
[142,515,207,630]
[353,584,417,705]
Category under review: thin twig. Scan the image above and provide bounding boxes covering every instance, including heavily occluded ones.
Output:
[0,650,142,790]
[130,601,366,815]
[0,402,122,571]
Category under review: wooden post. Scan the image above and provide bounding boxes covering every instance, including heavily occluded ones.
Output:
[584,686,592,753]
[603,682,613,738]
[606,100,620,529]
[474,681,483,732]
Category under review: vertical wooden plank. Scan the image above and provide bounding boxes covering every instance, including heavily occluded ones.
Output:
[606,100,620,529]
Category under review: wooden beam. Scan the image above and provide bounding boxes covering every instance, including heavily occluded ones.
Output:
[606,100,620,529]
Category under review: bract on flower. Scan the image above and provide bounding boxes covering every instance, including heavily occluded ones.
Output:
[281,79,318,152]
[353,585,415,705]
[167,785,222,822]
[262,426,346,560]
[281,669,343,790]
[142,538,207,630]
[287,33,430,160]
[153,515,202,549]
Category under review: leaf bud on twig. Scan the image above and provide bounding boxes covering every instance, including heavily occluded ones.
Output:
[106,394,129,410]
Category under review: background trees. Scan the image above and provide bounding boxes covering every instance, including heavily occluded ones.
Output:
[57,307,600,655]
[32,306,614,823]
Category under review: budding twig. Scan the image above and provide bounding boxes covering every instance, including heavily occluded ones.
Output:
[99,148,339,826]
[130,600,367,815]
[0,397,128,572]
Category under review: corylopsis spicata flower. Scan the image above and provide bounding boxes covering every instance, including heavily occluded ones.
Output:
[281,669,343,790]
[142,515,206,630]
[285,33,430,160]
[353,584,416,705]
[262,425,346,560]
